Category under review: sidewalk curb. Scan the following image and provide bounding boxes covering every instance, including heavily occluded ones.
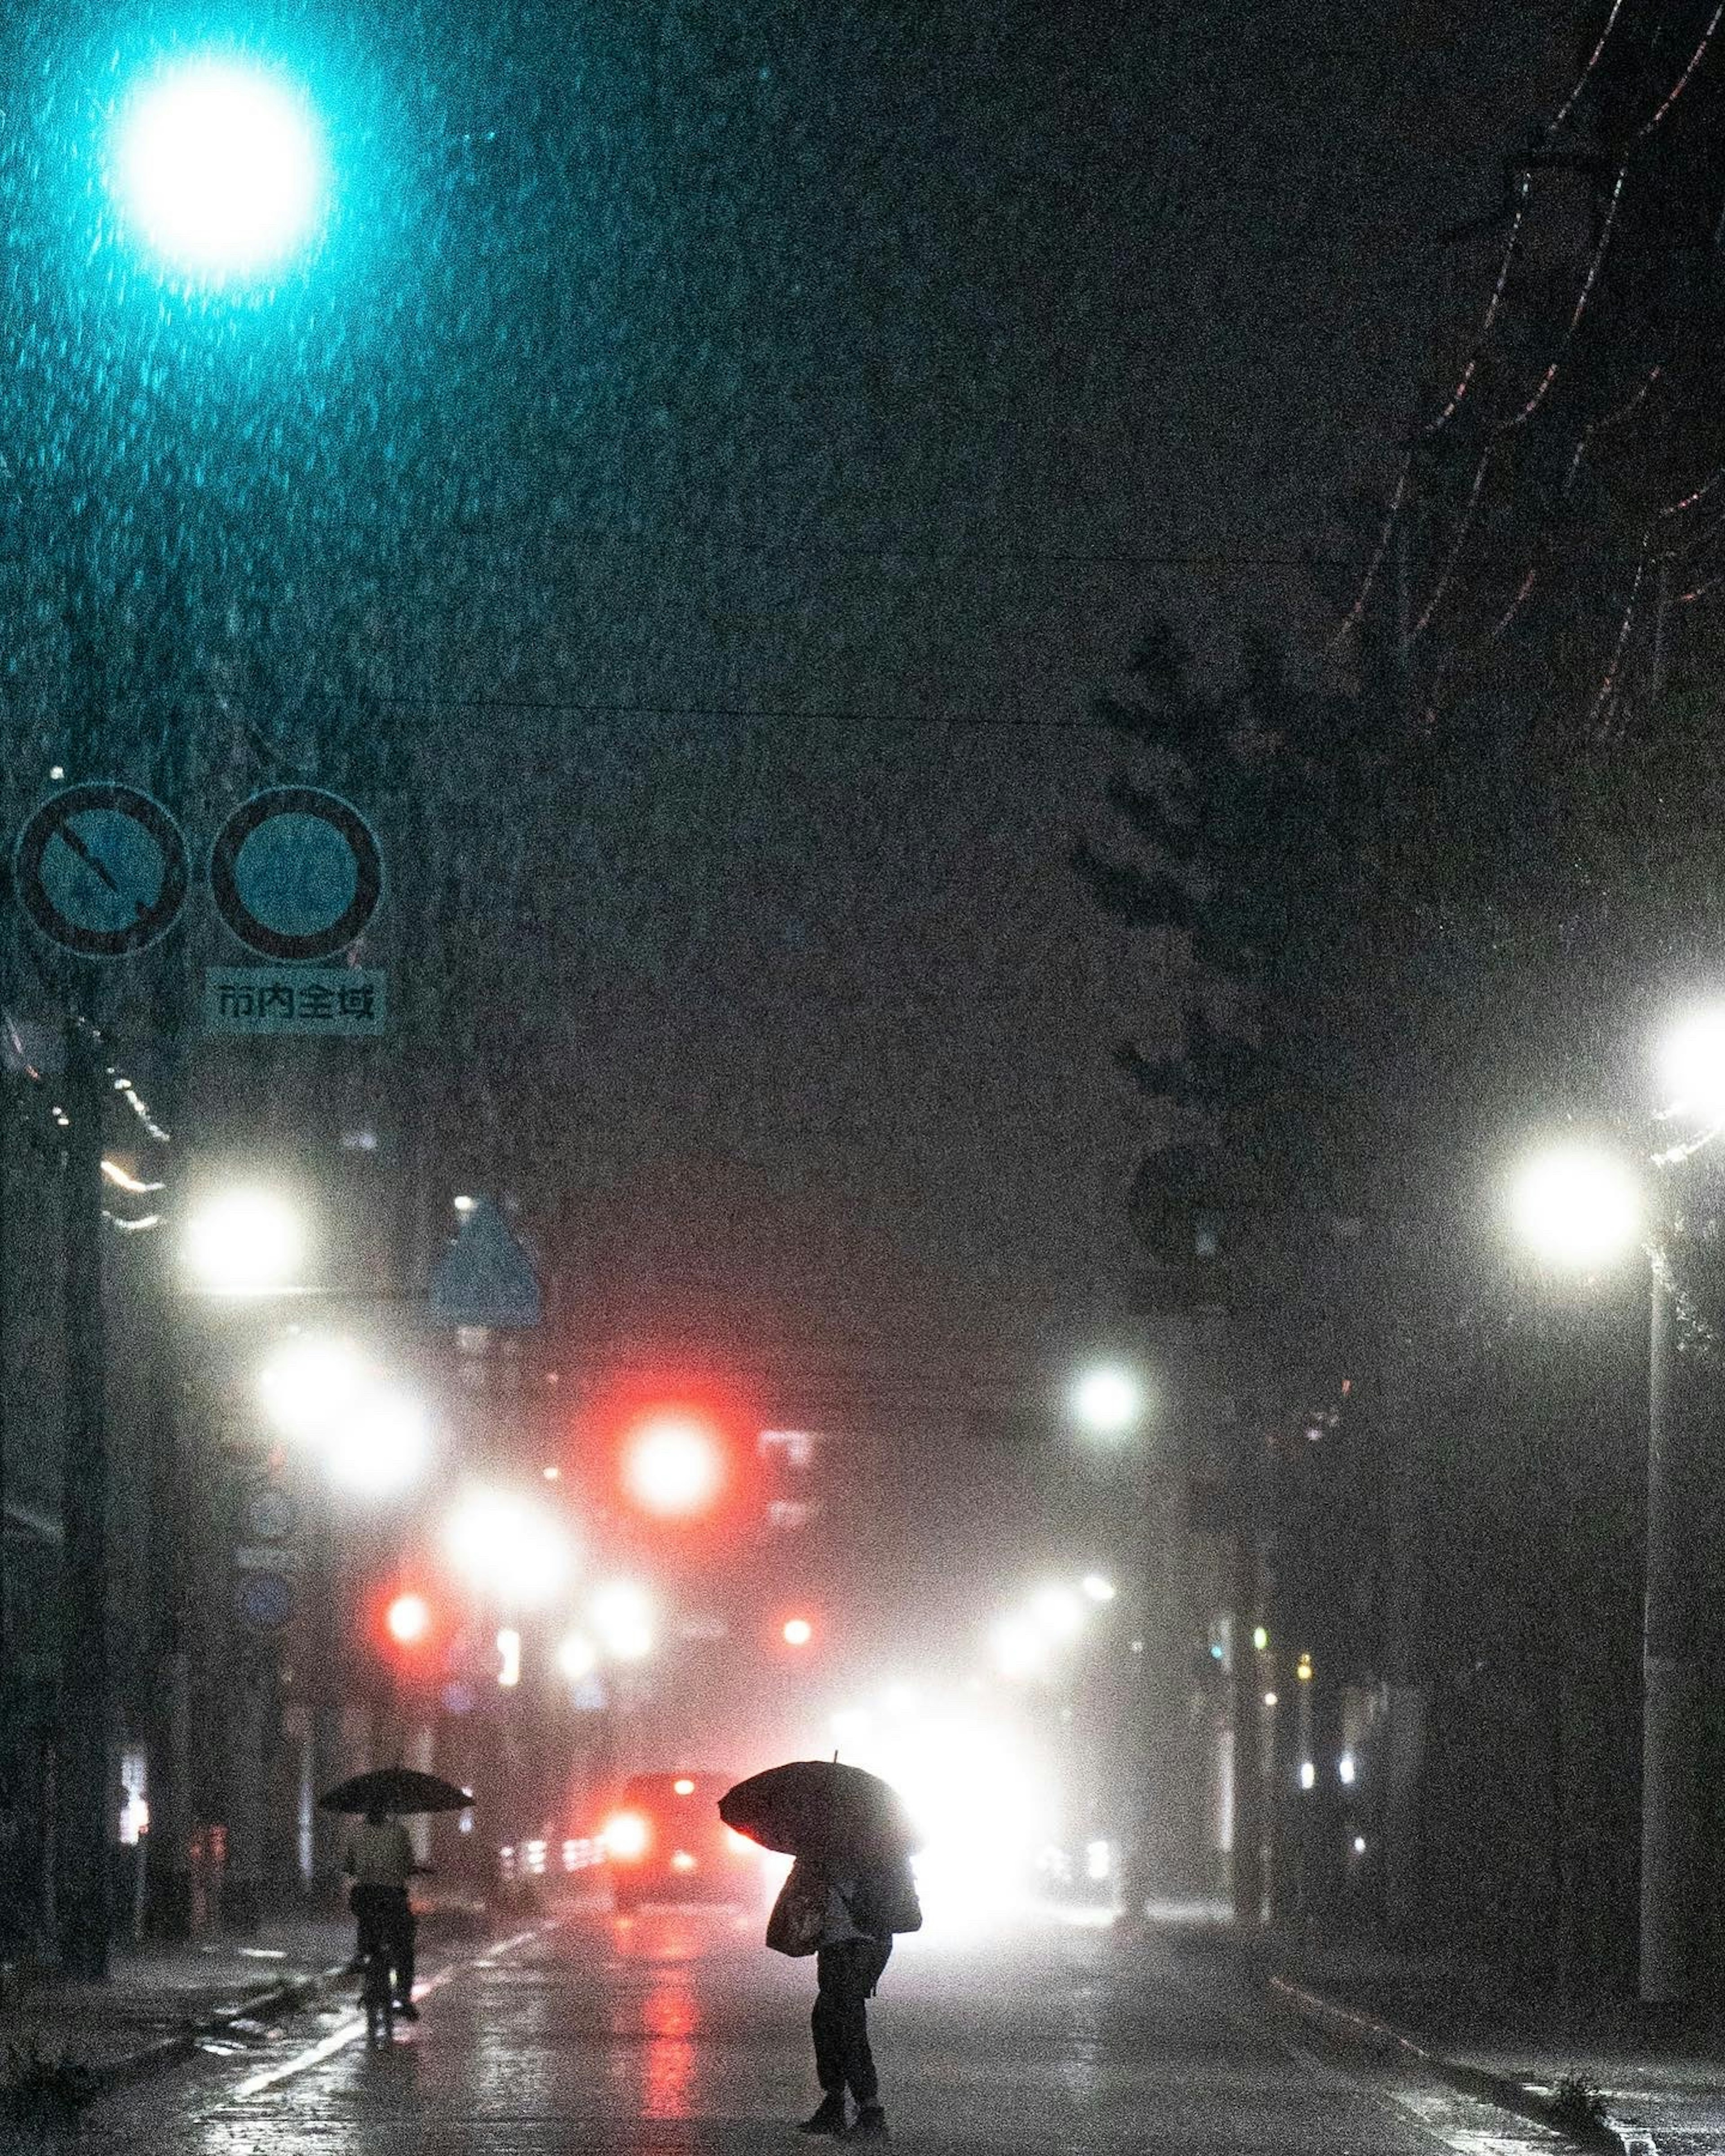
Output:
[92,1957,355,2094]
[61,1909,548,2102]
[1265,1973,1643,2156]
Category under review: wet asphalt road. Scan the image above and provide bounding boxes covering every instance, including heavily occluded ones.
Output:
[81,1901,1563,2156]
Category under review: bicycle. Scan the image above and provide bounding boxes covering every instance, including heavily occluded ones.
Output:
[358,1931,395,2045]
[350,1865,430,2044]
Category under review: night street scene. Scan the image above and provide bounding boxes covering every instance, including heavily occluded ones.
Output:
[19,2,1725,2153]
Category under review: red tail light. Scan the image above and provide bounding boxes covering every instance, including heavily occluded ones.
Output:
[603,1810,651,1861]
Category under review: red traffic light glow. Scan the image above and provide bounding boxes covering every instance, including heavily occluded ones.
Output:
[386,1591,433,1647]
[621,1411,727,1519]
[370,1581,447,1666]
[782,1617,814,1648]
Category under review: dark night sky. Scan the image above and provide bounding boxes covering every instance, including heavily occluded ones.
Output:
[0,4,1582,1669]
[378,2,1574,1381]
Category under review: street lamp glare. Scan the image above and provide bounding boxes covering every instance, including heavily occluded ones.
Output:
[590,1581,655,1661]
[446,1488,575,1608]
[326,1390,431,1497]
[1511,1144,1641,1269]
[258,1335,365,1440]
[1080,1573,1117,1604]
[991,1615,1049,1682]
[1659,1007,1725,1127]
[185,1187,305,1294]
[113,58,327,282]
[555,1632,598,1683]
[1029,1584,1085,1641]
[1072,1364,1143,1437]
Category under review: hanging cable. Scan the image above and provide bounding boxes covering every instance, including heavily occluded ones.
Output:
[1563,363,1662,493]
[1587,526,1652,730]
[1546,0,1633,137]
[1420,173,1535,439]
[1405,442,1495,645]
[1336,159,1623,649]
[1503,166,1628,431]
[1655,462,1725,518]
[1326,456,1412,649]
[1481,564,1541,646]
[1635,0,1725,138]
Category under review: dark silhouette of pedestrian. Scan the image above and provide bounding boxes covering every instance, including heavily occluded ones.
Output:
[793,1858,919,2140]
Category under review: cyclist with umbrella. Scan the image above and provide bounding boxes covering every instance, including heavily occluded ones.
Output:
[720,1759,921,2141]
[319,1767,475,2028]
[343,1803,420,2020]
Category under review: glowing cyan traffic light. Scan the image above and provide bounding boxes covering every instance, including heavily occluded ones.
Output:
[621,1413,727,1520]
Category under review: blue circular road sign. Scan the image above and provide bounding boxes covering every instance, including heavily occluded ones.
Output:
[236,1571,296,1632]
[209,787,383,962]
[14,784,190,957]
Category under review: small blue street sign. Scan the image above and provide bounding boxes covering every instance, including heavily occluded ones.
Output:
[236,1572,296,1632]
[428,1199,542,1329]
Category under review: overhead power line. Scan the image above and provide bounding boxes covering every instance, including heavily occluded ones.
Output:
[1334,0,1725,657]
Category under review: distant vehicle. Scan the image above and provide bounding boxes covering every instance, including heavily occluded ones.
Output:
[600,1770,764,1913]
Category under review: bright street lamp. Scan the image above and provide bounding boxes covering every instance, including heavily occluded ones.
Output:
[446,1488,576,1608]
[1071,1364,1145,1438]
[1657,1007,1725,1127]
[991,1616,1050,1682]
[1506,1016,1725,2002]
[555,1632,598,1683]
[111,57,327,283]
[324,1389,430,1498]
[258,1335,367,1440]
[183,1186,305,1294]
[1029,1584,1085,1642]
[257,1337,429,1495]
[589,1581,655,1661]
[1509,1144,1642,1270]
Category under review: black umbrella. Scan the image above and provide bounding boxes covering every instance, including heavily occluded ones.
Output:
[718,1760,916,1864]
[317,1767,474,1816]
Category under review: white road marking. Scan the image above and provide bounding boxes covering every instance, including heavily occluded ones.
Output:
[229,1914,562,2100]
[1284,2039,1572,2156]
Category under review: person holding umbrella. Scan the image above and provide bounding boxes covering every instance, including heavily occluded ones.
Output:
[343,1803,419,2019]
[318,1767,476,2028]
[720,1760,921,2141]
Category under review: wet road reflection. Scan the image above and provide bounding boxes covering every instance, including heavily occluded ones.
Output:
[80,1900,1513,2156]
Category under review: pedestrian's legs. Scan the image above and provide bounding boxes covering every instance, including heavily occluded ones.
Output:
[811,1950,849,2097]
[819,1941,890,2105]
[351,1885,383,1969]
[394,1901,417,2002]
[838,1989,877,2107]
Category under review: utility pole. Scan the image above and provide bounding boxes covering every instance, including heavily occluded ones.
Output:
[1230,1411,1265,1930]
[58,1013,111,1978]
[1641,1143,1700,2000]
[1637,564,1701,2006]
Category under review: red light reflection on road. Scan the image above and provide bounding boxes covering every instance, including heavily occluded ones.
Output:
[641,1975,699,2117]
